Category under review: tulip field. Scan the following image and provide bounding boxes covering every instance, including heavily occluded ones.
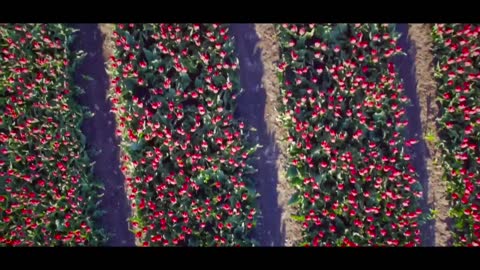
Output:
[1,23,479,246]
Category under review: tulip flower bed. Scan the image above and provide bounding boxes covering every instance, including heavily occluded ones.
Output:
[0,24,104,246]
[276,23,424,246]
[106,23,258,246]
[432,24,480,246]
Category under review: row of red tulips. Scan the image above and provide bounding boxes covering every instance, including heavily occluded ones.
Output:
[0,24,104,246]
[432,23,480,246]
[276,23,424,246]
[105,23,259,246]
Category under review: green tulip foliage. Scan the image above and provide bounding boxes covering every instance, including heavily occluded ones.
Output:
[0,24,105,246]
[276,23,424,246]
[106,23,259,246]
[432,23,480,246]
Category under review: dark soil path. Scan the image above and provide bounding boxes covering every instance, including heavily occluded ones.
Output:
[254,24,304,246]
[408,24,452,246]
[230,24,283,246]
[395,24,435,246]
[72,23,134,246]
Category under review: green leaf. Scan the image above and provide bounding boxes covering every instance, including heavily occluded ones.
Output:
[287,166,298,179]
[373,111,386,122]
[315,173,326,184]
[212,75,226,86]
[291,215,305,222]
[125,31,135,45]
[82,74,94,81]
[424,132,437,143]
[180,58,197,72]
[335,218,346,233]
[84,110,95,118]
[305,28,315,38]
[55,219,64,231]
[93,210,106,219]
[188,237,199,246]
[288,192,301,206]
[143,48,156,63]
[291,176,302,187]
[194,77,204,88]
[129,141,143,152]
[179,73,192,89]
[124,78,137,90]
[455,220,464,230]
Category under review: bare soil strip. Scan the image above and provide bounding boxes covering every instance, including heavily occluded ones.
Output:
[395,24,435,246]
[72,24,134,246]
[408,23,452,246]
[253,24,303,246]
[230,24,283,246]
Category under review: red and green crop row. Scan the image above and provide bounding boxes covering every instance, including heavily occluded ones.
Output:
[276,23,424,246]
[0,24,104,246]
[106,23,259,246]
[432,23,480,246]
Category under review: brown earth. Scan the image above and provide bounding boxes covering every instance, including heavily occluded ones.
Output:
[99,24,116,62]
[408,23,452,246]
[254,24,303,246]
